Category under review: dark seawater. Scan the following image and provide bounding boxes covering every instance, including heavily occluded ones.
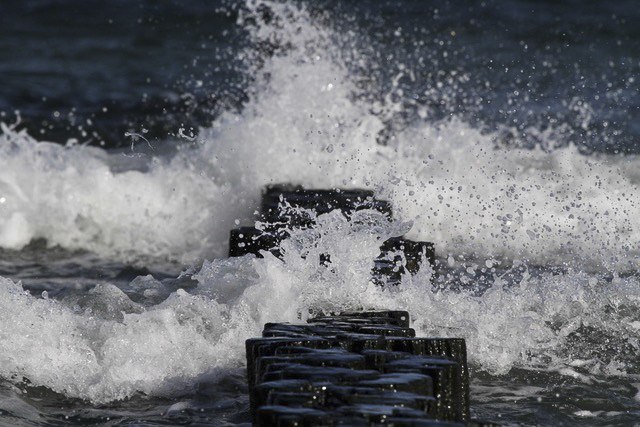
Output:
[0,1,639,426]
[3,0,639,152]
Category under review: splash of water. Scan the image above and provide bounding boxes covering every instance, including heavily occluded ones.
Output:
[0,207,638,403]
[1,1,639,272]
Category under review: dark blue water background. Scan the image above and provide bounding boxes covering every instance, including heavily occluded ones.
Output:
[2,0,638,152]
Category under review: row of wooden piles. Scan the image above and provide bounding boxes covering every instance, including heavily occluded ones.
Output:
[229,185,497,426]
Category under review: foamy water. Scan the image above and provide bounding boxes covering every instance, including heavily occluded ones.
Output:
[1,208,638,404]
[0,0,638,420]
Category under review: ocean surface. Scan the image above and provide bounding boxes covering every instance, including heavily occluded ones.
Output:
[1,0,639,425]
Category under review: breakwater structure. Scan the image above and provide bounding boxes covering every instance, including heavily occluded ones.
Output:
[229,185,497,426]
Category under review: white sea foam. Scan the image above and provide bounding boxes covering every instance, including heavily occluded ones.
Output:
[0,209,638,402]
[0,123,246,263]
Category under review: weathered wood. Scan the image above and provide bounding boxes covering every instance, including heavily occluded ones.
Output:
[229,186,435,282]
[247,312,471,425]
[238,185,495,426]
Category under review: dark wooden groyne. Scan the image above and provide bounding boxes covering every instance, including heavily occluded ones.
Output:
[229,185,435,284]
[229,185,496,426]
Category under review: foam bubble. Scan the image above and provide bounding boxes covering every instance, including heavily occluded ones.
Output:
[0,212,31,249]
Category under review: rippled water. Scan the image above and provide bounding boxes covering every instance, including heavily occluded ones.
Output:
[1,0,639,425]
